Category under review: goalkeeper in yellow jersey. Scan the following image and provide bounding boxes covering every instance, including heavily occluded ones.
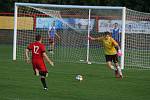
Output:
[89,31,123,79]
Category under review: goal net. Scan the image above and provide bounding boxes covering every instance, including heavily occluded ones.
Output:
[125,9,150,69]
[13,3,90,63]
[13,3,150,69]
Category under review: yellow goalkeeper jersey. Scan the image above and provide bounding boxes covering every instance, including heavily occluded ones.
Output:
[100,37,118,55]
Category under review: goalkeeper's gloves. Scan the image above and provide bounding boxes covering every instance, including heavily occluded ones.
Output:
[117,49,122,56]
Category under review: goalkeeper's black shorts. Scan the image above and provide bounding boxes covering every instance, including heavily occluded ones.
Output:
[105,54,118,63]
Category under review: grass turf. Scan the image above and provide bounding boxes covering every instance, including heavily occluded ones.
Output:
[0,45,150,100]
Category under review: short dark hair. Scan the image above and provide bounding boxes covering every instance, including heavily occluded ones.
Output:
[35,34,42,41]
[104,31,111,35]
[114,23,118,25]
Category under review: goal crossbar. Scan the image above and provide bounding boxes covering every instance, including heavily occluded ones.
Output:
[15,2,124,10]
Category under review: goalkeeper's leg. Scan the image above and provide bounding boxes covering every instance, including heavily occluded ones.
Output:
[105,55,118,77]
[106,61,118,77]
[112,54,123,78]
[115,63,123,78]
[113,55,123,78]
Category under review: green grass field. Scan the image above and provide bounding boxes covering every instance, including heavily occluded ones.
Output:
[0,45,150,100]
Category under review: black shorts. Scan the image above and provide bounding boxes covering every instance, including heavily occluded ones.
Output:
[49,38,54,43]
[39,71,48,77]
[105,54,118,63]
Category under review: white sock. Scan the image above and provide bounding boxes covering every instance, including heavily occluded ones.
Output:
[117,66,122,76]
[110,65,116,70]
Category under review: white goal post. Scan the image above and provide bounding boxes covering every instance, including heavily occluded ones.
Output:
[13,2,150,69]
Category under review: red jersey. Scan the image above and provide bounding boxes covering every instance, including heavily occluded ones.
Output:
[27,41,47,72]
[27,41,45,60]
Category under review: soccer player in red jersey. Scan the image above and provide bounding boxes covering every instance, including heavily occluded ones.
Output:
[25,34,54,90]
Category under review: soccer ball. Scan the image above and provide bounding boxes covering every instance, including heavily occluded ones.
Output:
[75,75,83,81]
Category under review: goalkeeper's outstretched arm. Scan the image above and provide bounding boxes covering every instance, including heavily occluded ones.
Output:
[89,36,103,41]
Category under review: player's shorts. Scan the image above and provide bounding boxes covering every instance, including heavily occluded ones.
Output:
[32,60,48,74]
[39,71,48,77]
[49,37,54,43]
[105,54,118,63]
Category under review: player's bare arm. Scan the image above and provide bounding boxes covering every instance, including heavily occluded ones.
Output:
[112,38,122,56]
[48,29,50,38]
[43,52,54,66]
[25,49,30,64]
[116,45,121,50]
[112,38,121,50]
[89,36,103,41]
